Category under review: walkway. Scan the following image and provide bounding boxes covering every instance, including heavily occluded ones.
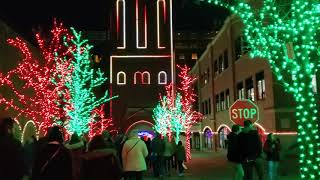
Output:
[145,150,299,180]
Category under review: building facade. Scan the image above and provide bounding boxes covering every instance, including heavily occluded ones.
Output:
[190,15,302,151]
[107,0,174,134]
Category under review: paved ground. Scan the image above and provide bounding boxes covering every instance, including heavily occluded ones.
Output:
[144,150,299,180]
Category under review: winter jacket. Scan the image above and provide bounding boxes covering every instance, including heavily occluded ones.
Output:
[163,140,173,157]
[238,130,262,162]
[65,141,85,180]
[263,140,280,161]
[227,132,241,163]
[32,141,73,180]
[150,137,165,156]
[176,145,186,161]
[0,135,27,180]
[80,151,122,180]
[122,137,148,172]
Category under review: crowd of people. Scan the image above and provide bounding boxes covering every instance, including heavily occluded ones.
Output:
[227,120,281,180]
[0,117,186,180]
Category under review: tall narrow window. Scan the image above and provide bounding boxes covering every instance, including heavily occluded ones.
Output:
[158,71,167,84]
[219,55,224,73]
[224,49,229,69]
[246,77,254,101]
[116,0,126,49]
[136,0,147,48]
[235,37,241,60]
[256,71,266,99]
[117,71,126,85]
[220,92,225,110]
[237,82,244,99]
[226,89,230,108]
[214,60,218,77]
[157,0,166,49]
[134,71,143,84]
[215,94,220,112]
[142,71,150,84]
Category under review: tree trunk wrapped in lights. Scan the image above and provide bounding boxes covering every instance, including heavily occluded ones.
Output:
[63,28,118,135]
[206,0,320,178]
[0,21,72,133]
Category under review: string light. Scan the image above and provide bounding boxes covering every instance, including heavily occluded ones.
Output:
[64,28,118,135]
[88,104,117,139]
[207,0,320,178]
[0,21,72,134]
[177,65,203,160]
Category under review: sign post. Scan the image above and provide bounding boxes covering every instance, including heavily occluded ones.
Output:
[229,99,259,126]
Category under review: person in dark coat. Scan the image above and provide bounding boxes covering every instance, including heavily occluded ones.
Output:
[65,133,85,180]
[175,141,186,176]
[263,133,281,180]
[227,124,244,180]
[31,126,72,180]
[150,132,165,177]
[238,120,263,180]
[80,135,122,180]
[0,117,28,180]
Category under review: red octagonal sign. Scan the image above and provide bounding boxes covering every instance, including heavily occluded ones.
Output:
[229,99,259,126]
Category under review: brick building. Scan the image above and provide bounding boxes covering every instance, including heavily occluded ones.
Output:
[189,15,307,151]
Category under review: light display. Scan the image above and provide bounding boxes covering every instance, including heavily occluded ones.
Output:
[116,71,127,85]
[153,83,186,144]
[158,71,168,84]
[0,21,72,133]
[64,28,118,135]
[116,0,126,49]
[109,55,171,84]
[207,0,320,178]
[88,104,117,139]
[177,65,202,160]
[157,0,167,49]
[136,0,147,49]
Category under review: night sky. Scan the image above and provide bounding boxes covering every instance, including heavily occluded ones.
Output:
[0,0,229,41]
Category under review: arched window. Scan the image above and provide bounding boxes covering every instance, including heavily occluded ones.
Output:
[158,71,167,84]
[117,71,126,85]
[134,71,143,84]
[142,71,150,84]
[116,0,126,49]
[157,0,166,49]
[134,71,150,84]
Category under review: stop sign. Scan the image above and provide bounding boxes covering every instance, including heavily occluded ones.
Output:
[229,99,259,126]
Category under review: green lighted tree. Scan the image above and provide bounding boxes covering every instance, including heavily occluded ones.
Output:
[64,28,118,135]
[205,0,320,178]
[153,83,186,144]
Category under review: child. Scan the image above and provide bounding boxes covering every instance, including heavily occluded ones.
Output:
[176,141,186,176]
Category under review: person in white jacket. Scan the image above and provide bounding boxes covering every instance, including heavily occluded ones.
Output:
[122,130,148,180]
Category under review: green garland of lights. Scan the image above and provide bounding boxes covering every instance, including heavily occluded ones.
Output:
[207,0,320,178]
[64,28,118,135]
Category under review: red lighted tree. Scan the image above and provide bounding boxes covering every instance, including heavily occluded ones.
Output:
[177,64,203,160]
[88,104,118,139]
[0,21,73,132]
